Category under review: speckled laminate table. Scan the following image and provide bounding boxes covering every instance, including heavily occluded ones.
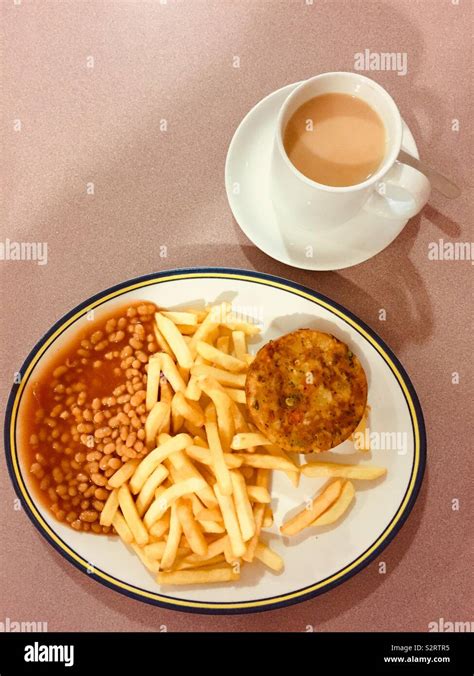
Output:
[1,0,472,632]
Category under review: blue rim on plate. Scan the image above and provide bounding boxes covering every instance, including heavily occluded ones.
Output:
[4,267,426,614]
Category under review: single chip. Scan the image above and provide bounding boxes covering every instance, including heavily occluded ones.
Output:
[156,567,239,585]
[311,480,355,526]
[245,329,368,452]
[280,479,343,536]
[302,462,386,480]
[255,542,284,572]
[99,488,119,527]
[160,503,182,571]
[108,460,140,489]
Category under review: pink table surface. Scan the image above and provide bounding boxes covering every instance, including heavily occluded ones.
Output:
[1,0,472,633]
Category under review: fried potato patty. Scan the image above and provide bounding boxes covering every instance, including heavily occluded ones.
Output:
[245,329,367,452]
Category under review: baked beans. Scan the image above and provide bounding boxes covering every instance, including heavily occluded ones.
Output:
[23,302,158,534]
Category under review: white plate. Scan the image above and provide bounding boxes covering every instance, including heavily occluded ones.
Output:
[225,82,420,270]
[6,268,425,613]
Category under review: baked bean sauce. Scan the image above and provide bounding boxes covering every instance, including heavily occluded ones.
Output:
[23,302,158,534]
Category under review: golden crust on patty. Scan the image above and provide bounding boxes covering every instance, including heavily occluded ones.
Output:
[245,329,367,453]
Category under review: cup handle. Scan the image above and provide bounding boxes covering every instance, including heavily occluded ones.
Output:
[364,160,431,220]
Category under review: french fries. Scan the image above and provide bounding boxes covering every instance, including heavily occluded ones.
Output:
[246,485,271,503]
[161,311,198,326]
[185,444,243,469]
[196,341,247,373]
[160,353,187,393]
[99,488,119,526]
[205,410,232,496]
[118,484,149,545]
[171,391,204,427]
[155,312,194,369]
[280,480,344,536]
[191,364,246,388]
[180,535,227,566]
[145,402,170,448]
[185,375,201,401]
[232,330,247,361]
[166,451,218,509]
[263,505,274,529]
[223,387,247,404]
[218,310,261,336]
[145,354,161,411]
[99,301,385,586]
[255,542,284,572]
[153,325,173,357]
[214,484,246,558]
[149,512,170,538]
[311,480,355,526]
[266,444,300,488]
[108,460,139,489]
[230,470,255,541]
[143,477,207,528]
[196,507,223,522]
[231,432,271,450]
[160,503,182,570]
[216,336,230,354]
[112,511,134,544]
[301,462,387,481]
[159,377,173,405]
[199,520,226,534]
[157,568,239,585]
[135,464,169,516]
[243,469,269,562]
[176,498,208,556]
[199,378,235,451]
[188,301,229,357]
[233,453,297,472]
[129,433,191,494]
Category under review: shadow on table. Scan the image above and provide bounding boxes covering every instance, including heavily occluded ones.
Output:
[239,214,434,354]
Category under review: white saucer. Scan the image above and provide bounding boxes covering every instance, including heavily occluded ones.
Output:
[225,82,420,270]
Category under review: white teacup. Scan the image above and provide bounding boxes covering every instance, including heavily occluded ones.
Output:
[270,72,431,230]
